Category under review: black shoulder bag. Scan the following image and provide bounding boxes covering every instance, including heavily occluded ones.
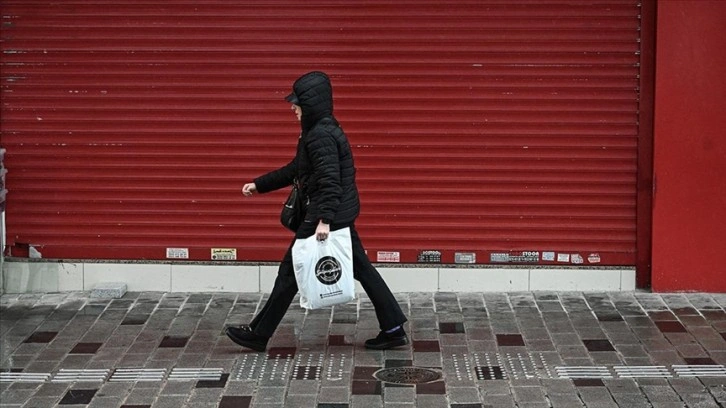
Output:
[280,179,306,232]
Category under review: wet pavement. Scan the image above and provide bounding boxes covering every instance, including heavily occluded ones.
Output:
[1,291,726,407]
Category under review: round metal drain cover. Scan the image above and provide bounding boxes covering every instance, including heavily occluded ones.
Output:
[373,367,442,384]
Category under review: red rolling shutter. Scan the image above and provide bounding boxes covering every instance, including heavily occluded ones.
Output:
[1,1,644,265]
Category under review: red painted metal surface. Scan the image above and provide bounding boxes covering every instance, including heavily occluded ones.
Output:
[652,1,726,292]
[1,1,644,266]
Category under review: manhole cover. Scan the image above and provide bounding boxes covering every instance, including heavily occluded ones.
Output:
[373,367,442,384]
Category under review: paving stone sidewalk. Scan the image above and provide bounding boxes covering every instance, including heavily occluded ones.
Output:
[2,291,726,407]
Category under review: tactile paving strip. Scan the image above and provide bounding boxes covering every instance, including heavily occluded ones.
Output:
[168,368,223,381]
[614,366,672,378]
[473,352,507,380]
[233,352,329,381]
[555,366,612,379]
[501,352,539,380]
[233,354,264,381]
[0,372,51,382]
[451,353,475,381]
[474,352,555,380]
[109,368,166,382]
[52,369,110,382]
[3,360,726,383]
[673,365,726,377]
[293,352,324,380]
[325,353,347,381]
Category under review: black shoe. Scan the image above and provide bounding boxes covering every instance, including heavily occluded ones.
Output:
[225,325,268,352]
[364,327,409,350]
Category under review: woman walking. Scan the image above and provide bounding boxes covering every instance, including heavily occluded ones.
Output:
[225,71,408,352]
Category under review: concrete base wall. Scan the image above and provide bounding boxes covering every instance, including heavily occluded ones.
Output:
[2,259,636,293]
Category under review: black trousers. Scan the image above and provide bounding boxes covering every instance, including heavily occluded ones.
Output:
[249,222,408,338]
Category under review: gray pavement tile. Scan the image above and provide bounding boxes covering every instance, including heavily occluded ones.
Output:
[19,396,60,408]
[382,385,415,403]
[23,360,58,374]
[283,394,317,407]
[707,385,726,404]
[576,387,616,406]
[350,395,383,408]
[254,386,286,405]
[445,386,481,404]
[541,379,577,395]
[5,383,40,393]
[610,393,652,407]
[30,382,69,398]
[547,393,584,407]
[0,388,36,404]
[151,395,189,408]
[517,403,552,408]
[679,394,721,407]
[86,396,125,407]
[317,386,349,403]
[641,385,683,403]
[122,386,161,405]
[187,387,224,405]
[479,394,517,407]
[511,385,547,404]
[478,380,511,396]
[159,380,195,396]
[96,381,133,398]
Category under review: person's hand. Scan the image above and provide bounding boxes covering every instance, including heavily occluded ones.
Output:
[316,221,330,241]
[242,183,257,197]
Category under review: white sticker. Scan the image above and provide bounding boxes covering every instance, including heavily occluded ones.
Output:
[211,248,237,260]
[588,253,601,264]
[455,252,476,264]
[490,253,510,263]
[377,251,400,263]
[542,251,555,261]
[571,254,584,264]
[557,253,570,263]
[166,248,189,259]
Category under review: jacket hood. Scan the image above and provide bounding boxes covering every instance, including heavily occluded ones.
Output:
[287,71,334,133]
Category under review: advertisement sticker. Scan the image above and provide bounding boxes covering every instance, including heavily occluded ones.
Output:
[455,252,476,264]
[490,253,510,263]
[166,248,189,259]
[377,251,400,263]
[211,248,237,260]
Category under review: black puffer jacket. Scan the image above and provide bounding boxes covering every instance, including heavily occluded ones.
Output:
[254,72,360,227]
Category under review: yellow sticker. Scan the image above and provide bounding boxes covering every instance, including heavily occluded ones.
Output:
[211,248,237,260]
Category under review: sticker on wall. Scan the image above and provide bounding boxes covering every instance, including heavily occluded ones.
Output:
[491,251,540,263]
[377,251,400,263]
[542,252,555,262]
[509,251,539,263]
[211,248,237,260]
[166,248,189,259]
[418,250,442,263]
[455,252,476,264]
[557,253,570,263]
[490,253,509,263]
[571,254,584,264]
[588,253,601,264]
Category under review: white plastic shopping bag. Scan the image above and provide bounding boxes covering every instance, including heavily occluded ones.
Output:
[292,227,355,309]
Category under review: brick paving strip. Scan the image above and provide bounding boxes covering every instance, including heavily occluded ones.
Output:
[1,292,726,407]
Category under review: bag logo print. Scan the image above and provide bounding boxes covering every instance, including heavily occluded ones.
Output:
[315,256,342,285]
